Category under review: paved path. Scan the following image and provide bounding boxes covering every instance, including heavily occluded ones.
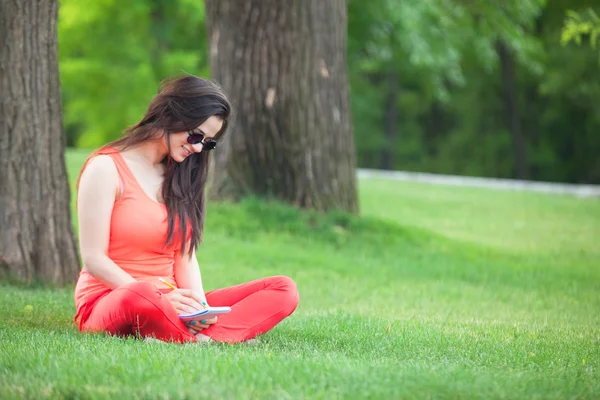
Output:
[357,169,600,198]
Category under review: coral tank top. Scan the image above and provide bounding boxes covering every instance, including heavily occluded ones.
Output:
[73,147,183,328]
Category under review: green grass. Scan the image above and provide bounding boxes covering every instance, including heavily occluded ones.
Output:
[1,148,599,399]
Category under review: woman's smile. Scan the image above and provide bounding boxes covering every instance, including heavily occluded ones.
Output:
[181,145,192,157]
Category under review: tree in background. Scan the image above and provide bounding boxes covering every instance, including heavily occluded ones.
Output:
[58,0,209,148]
[562,8,600,54]
[347,0,600,184]
[58,0,600,184]
[348,0,546,180]
[0,0,79,285]
[205,0,359,213]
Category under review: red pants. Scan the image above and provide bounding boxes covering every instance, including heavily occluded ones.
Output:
[82,276,299,343]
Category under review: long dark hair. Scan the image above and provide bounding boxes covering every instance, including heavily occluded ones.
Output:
[99,75,231,257]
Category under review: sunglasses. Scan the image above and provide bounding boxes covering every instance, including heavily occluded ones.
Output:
[187,130,217,151]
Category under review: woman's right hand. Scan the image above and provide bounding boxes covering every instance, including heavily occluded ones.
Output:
[164,289,205,315]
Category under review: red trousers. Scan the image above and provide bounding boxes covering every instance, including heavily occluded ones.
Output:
[82,276,299,343]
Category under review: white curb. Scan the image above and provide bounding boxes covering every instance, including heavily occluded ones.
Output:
[357,169,600,198]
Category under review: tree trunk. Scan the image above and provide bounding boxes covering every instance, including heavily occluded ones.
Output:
[496,40,529,180]
[205,0,358,213]
[422,101,446,158]
[381,72,398,170]
[0,0,80,286]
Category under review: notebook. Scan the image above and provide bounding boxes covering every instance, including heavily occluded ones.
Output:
[179,306,232,322]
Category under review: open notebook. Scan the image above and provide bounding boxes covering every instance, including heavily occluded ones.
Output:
[179,306,232,322]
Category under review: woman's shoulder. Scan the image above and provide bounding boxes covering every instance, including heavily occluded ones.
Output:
[85,154,117,171]
[81,145,120,171]
[79,152,119,184]
[77,152,121,202]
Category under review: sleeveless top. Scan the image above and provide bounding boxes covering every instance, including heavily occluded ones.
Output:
[73,147,186,329]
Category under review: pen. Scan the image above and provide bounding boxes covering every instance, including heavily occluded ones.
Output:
[158,278,177,290]
[159,278,207,309]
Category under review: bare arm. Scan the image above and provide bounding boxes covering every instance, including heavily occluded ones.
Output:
[174,249,218,333]
[77,155,136,289]
[173,248,207,304]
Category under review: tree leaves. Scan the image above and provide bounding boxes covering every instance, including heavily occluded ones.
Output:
[349,0,546,101]
[58,0,209,147]
[561,8,600,50]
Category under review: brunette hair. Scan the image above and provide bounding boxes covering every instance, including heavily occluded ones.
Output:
[99,75,231,256]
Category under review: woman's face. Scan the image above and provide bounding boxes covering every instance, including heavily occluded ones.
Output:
[168,115,224,163]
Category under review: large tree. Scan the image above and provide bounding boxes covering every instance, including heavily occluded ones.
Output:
[205,0,359,213]
[0,0,79,285]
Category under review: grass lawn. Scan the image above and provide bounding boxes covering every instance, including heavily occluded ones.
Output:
[1,148,599,399]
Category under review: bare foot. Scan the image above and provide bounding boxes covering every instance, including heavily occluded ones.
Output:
[195,333,213,344]
[194,334,260,345]
[143,337,165,344]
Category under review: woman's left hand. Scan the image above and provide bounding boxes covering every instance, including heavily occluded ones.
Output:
[185,316,218,335]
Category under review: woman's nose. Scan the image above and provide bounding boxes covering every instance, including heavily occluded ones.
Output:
[191,142,204,153]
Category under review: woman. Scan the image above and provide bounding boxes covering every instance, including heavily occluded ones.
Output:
[73,75,299,344]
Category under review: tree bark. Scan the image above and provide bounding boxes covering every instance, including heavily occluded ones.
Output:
[496,40,529,180]
[0,0,80,286]
[381,72,398,170]
[205,0,359,213]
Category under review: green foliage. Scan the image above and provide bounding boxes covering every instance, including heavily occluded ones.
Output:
[349,0,546,100]
[58,1,600,183]
[59,0,209,148]
[347,0,547,176]
[561,8,600,49]
[1,150,599,398]
[348,0,600,183]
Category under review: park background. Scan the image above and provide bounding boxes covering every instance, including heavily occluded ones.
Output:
[59,0,600,184]
[1,0,600,399]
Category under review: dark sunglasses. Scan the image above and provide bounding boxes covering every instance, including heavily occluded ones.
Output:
[187,130,217,151]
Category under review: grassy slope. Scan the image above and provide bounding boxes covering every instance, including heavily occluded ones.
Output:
[1,148,599,399]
